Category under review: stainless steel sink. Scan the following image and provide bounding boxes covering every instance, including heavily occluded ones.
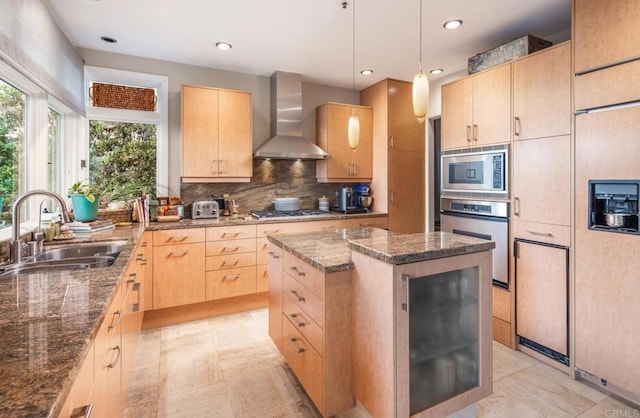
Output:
[0,240,127,278]
[34,240,126,262]
[0,256,116,277]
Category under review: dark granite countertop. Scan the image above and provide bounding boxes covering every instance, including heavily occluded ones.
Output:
[268,230,495,272]
[0,212,386,417]
[144,211,387,230]
[0,225,144,418]
[267,227,395,273]
[348,231,496,264]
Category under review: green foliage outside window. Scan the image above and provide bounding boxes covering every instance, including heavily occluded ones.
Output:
[89,120,157,205]
[0,81,25,220]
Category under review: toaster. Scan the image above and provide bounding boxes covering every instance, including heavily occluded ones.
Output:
[192,200,220,219]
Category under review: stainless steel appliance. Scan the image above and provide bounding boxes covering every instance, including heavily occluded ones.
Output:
[440,198,509,289]
[250,209,332,219]
[192,200,219,219]
[352,184,370,209]
[588,180,639,234]
[333,186,368,214]
[441,145,508,198]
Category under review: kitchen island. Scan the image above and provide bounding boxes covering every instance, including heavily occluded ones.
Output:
[267,229,494,417]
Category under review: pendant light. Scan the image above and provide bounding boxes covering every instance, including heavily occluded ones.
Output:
[347,0,360,150]
[412,0,429,124]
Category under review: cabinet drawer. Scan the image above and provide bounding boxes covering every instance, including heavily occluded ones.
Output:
[283,251,324,299]
[206,238,256,256]
[341,216,388,230]
[283,294,323,356]
[284,274,323,328]
[282,316,324,411]
[206,252,256,271]
[153,228,205,245]
[206,266,256,300]
[513,220,570,246]
[256,264,269,293]
[257,222,300,237]
[492,287,511,323]
[257,237,270,264]
[206,224,256,240]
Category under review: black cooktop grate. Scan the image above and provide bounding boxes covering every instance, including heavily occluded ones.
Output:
[250,209,331,219]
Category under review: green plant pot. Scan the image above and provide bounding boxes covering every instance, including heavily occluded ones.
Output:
[71,193,100,222]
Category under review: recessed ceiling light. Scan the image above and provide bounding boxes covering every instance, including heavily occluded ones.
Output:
[360,69,373,76]
[430,69,444,75]
[100,36,117,43]
[216,42,232,50]
[443,19,463,30]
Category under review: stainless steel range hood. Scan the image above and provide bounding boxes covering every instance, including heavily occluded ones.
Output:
[253,71,330,160]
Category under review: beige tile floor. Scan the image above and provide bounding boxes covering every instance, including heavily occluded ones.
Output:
[125,309,639,417]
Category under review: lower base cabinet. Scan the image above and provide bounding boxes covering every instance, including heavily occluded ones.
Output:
[352,250,492,417]
[59,343,95,418]
[269,247,353,417]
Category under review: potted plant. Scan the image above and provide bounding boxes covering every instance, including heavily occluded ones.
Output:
[68,180,101,222]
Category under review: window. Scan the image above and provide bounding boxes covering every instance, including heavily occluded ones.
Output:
[47,108,62,195]
[89,120,157,201]
[84,66,168,200]
[0,79,27,225]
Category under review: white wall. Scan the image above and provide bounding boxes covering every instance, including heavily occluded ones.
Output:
[78,48,357,195]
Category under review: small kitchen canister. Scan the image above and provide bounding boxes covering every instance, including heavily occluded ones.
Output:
[319,196,330,211]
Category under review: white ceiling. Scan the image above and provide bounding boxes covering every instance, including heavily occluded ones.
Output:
[42,0,571,90]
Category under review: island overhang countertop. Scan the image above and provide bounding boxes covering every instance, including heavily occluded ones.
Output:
[267,228,495,272]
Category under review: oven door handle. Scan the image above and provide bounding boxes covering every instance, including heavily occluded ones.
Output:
[441,210,509,223]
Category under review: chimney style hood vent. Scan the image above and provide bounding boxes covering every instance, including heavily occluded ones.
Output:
[254,71,330,160]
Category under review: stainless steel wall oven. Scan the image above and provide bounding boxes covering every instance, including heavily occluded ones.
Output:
[440,198,509,289]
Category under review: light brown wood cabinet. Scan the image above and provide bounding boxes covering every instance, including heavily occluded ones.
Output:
[181,85,252,183]
[152,228,206,309]
[270,249,353,417]
[441,64,511,150]
[316,102,373,183]
[93,281,124,417]
[360,79,425,234]
[513,42,571,141]
[122,259,143,399]
[515,240,568,358]
[512,135,571,231]
[574,105,640,397]
[574,0,640,74]
[351,249,492,417]
[58,343,94,418]
[205,225,257,300]
[138,231,153,312]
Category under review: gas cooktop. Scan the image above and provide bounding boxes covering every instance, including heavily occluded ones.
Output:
[250,209,332,219]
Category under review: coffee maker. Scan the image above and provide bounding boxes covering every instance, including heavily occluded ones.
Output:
[353,184,373,210]
[334,185,370,213]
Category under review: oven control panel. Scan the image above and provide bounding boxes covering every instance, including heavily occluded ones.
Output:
[441,198,509,218]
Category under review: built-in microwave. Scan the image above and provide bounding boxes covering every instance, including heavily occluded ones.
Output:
[441,145,508,197]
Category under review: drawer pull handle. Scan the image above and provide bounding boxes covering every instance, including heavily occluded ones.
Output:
[222,259,240,267]
[526,230,554,237]
[264,229,280,234]
[223,274,240,281]
[222,232,240,238]
[263,270,268,277]
[222,246,240,253]
[168,250,189,257]
[108,345,121,368]
[140,242,148,247]
[290,290,305,302]
[289,337,305,353]
[268,251,280,259]
[136,254,144,260]
[70,404,93,418]
[108,310,122,330]
[167,236,188,242]
[290,266,306,277]
[290,313,305,327]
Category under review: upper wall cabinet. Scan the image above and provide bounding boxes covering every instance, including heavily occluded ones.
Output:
[441,64,511,150]
[316,102,373,183]
[513,42,571,141]
[181,85,252,183]
[574,0,640,74]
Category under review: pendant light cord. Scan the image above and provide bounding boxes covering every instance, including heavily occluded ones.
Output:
[352,0,356,115]
[419,0,423,73]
